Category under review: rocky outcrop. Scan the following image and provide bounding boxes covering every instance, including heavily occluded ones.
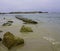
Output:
[20,25,33,32]
[2,32,24,49]
[15,16,38,24]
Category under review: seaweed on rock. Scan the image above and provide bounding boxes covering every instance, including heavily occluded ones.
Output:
[0,30,3,33]
[15,17,38,24]
[20,25,33,32]
[2,32,24,49]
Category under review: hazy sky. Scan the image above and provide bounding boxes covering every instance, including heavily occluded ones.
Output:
[0,0,60,12]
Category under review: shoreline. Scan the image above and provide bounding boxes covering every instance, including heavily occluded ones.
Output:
[0,11,48,14]
[0,14,60,51]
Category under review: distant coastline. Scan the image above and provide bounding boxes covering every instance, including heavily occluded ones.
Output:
[0,11,48,14]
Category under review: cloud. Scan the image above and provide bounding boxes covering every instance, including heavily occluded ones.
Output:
[0,0,60,12]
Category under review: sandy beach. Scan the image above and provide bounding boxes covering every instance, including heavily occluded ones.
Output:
[0,14,60,51]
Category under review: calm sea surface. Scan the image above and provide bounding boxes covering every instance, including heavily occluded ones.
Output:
[0,13,60,24]
[0,13,60,51]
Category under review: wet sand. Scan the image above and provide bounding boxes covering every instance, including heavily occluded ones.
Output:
[0,17,60,51]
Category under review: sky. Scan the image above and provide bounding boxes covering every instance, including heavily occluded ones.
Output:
[0,0,60,12]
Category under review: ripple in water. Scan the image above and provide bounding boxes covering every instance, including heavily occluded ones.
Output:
[43,36,60,51]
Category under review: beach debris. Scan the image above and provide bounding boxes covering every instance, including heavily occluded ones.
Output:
[20,25,33,32]
[2,21,13,26]
[15,16,38,24]
[2,32,24,49]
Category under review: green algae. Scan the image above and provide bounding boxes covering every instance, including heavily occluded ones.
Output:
[2,32,24,49]
[20,25,33,32]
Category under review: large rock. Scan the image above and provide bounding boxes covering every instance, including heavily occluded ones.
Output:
[16,17,38,24]
[2,32,24,49]
[20,25,33,32]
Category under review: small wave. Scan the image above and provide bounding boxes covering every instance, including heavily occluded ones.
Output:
[43,36,55,43]
[43,36,60,48]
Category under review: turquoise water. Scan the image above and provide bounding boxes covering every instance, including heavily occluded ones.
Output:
[0,13,60,51]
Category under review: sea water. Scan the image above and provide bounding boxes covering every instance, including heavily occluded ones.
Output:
[0,13,60,51]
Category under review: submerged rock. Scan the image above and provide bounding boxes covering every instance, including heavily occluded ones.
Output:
[2,21,13,26]
[2,32,24,49]
[8,21,13,23]
[16,17,38,24]
[20,25,33,32]
[2,23,11,26]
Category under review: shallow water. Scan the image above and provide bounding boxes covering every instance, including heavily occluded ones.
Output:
[0,13,60,51]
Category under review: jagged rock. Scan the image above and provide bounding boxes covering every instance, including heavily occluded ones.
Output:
[2,32,24,49]
[20,25,33,32]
